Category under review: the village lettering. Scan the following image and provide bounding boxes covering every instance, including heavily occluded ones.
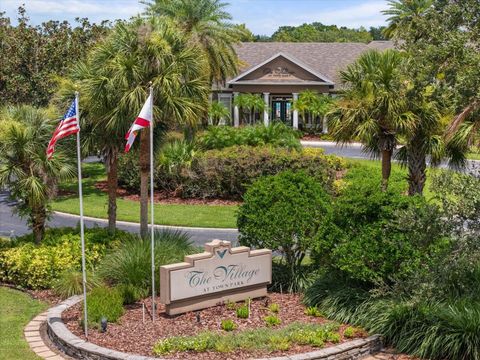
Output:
[186,264,260,288]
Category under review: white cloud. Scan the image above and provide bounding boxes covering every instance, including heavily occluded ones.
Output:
[2,0,143,21]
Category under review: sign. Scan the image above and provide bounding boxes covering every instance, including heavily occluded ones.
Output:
[160,240,272,315]
[262,66,296,79]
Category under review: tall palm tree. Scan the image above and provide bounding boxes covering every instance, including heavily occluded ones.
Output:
[143,0,244,84]
[329,50,415,191]
[0,106,76,243]
[69,18,209,237]
[382,0,433,39]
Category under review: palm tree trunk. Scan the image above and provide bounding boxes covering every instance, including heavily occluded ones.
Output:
[381,149,393,191]
[407,138,427,195]
[139,129,150,238]
[106,149,118,234]
[31,205,46,244]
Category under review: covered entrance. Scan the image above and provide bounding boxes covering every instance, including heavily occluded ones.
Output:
[271,96,293,126]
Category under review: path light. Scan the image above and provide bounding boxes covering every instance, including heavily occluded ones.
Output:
[196,312,201,323]
[101,317,107,333]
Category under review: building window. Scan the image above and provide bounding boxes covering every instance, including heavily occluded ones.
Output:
[218,93,232,125]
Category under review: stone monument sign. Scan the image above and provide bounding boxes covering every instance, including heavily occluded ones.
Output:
[160,240,272,315]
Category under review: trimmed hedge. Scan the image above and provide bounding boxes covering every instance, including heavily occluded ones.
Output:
[0,227,133,289]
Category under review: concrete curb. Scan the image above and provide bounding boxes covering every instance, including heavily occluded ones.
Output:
[46,296,383,360]
[53,211,239,232]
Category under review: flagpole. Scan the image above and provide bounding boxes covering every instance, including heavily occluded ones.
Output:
[149,85,155,321]
[75,91,88,338]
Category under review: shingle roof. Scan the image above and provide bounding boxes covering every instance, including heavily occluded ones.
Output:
[233,41,395,87]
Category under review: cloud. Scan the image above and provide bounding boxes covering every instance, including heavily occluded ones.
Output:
[2,0,143,22]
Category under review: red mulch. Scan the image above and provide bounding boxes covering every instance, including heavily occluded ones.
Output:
[94,181,241,206]
[63,293,367,359]
[28,289,64,305]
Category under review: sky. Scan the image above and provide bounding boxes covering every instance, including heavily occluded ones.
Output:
[1,0,389,35]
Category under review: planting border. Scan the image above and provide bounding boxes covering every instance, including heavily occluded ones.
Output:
[47,296,383,360]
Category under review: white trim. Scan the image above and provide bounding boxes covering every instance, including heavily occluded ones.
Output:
[228,52,335,85]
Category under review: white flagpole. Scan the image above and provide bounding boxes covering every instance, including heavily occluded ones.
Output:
[75,91,88,338]
[149,85,155,321]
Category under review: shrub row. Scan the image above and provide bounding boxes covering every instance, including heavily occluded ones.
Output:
[197,123,302,151]
[119,145,345,200]
[0,228,133,289]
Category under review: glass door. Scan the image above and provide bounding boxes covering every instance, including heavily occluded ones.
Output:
[271,97,293,126]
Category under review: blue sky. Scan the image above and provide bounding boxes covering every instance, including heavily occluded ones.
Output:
[1,0,389,35]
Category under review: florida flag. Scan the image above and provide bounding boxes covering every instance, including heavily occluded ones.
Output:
[125,94,152,152]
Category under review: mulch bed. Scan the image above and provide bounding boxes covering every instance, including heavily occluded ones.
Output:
[63,292,367,359]
[94,181,241,206]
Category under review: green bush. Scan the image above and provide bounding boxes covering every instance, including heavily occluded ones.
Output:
[312,175,447,285]
[179,146,343,200]
[53,269,102,298]
[236,305,249,319]
[98,230,197,295]
[117,150,141,191]
[198,123,302,151]
[0,227,130,289]
[264,315,281,327]
[115,283,147,305]
[86,286,124,328]
[238,171,331,291]
[221,319,237,331]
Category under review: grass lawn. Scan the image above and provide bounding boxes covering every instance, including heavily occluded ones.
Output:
[51,163,238,228]
[467,152,480,160]
[0,287,47,360]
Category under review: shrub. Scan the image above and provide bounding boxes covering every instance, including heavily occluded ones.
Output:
[269,303,280,313]
[117,150,141,191]
[198,123,301,151]
[270,262,318,293]
[236,305,249,319]
[225,300,236,310]
[0,227,129,289]
[238,171,331,291]
[343,326,357,338]
[305,306,323,317]
[152,145,344,200]
[86,286,124,328]
[312,175,447,285]
[264,315,281,327]
[115,283,147,305]
[98,230,196,295]
[220,319,237,331]
[53,269,102,298]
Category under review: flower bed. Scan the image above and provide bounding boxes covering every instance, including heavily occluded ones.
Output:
[62,293,369,359]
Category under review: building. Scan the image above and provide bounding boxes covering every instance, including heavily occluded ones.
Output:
[214,41,394,130]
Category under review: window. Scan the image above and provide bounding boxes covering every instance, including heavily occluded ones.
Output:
[218,93,232,125]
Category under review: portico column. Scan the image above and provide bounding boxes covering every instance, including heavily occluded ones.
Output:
[263,92,270,126]
[322,116,328,134]
[233,92,240,127]
[292,93,299,129]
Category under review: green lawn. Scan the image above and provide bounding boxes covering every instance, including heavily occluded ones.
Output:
[467,152,480,160]
[51,163,238,228]
[0,287,47,360]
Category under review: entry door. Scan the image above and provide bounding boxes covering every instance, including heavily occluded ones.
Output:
[271,99,292,126]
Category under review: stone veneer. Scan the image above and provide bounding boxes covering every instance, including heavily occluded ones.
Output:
[47,296,383,360]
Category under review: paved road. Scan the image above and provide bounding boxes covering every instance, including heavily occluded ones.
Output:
[2,142,477,244]
[0,191,239,247]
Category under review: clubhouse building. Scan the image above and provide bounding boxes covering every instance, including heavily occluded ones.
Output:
[214,41,393,130]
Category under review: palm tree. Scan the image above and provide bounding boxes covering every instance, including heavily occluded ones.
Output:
[293,90,332,130]
[144,0,245,84]
[69,18,209,237]
[0,106,76,243]
[208,100,230,125]
[329,50,415,191]
[382,0,433,39]
[234,93,265,125]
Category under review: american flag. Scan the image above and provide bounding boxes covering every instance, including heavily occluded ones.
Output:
[47,99,79,159]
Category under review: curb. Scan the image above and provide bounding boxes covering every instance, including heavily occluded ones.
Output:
[46,296,384,360]
[53,211,239,232]
[24,311,66,360]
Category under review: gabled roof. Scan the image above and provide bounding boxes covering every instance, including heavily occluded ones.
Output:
[228,52,335,86]
[232,41,395,88]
